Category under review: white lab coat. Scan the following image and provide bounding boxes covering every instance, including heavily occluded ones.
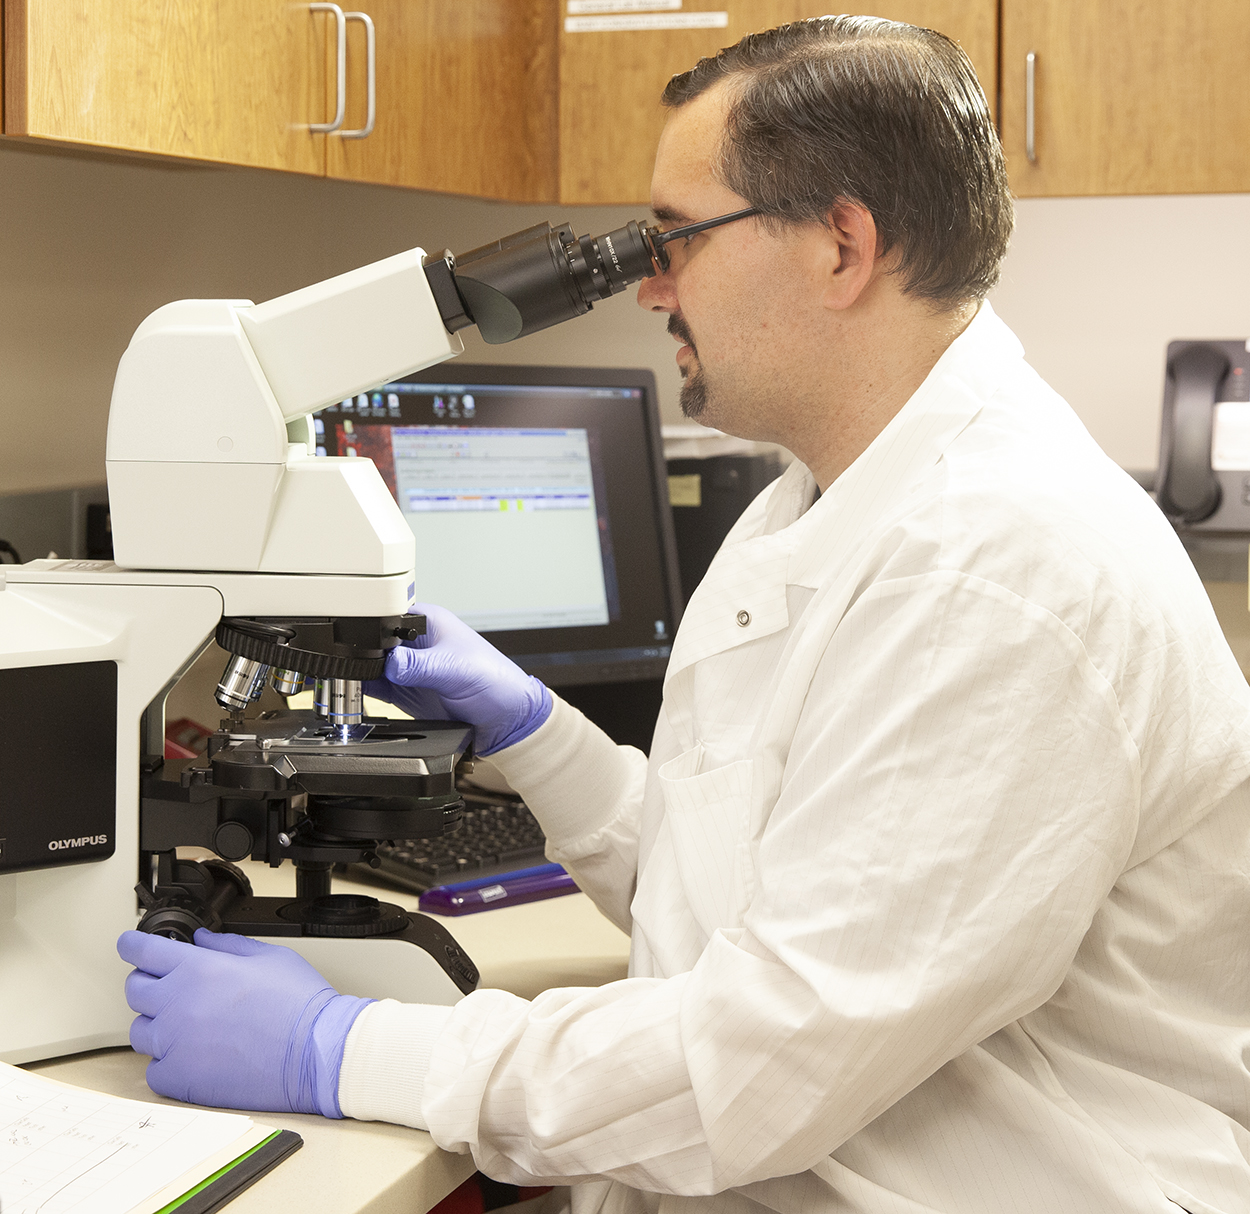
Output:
[339,304,1250,1213]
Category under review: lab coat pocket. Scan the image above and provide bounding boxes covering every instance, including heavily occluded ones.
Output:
[658,746,755,937]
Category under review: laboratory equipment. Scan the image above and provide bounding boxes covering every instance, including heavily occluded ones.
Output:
[429,206,758,344]
[0,209,700,1063]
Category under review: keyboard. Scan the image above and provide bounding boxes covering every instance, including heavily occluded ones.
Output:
[344,790,549,894]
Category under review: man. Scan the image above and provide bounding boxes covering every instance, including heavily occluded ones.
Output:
[120,16,1250,1213]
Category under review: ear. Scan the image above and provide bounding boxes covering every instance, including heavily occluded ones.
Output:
[820,201,880,311]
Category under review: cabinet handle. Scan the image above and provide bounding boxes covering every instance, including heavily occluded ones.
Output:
[309,3,347,133]
[1025,51,1038,164]
[339,12,377,139]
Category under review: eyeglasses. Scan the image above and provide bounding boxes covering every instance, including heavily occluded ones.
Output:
[641,207,760,273]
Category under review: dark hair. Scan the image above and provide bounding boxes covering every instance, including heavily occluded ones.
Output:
[662,15,1013,307]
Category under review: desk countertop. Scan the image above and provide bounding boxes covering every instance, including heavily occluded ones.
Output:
[25,867,630,1214]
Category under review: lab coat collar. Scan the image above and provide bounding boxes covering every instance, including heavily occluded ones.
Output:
[787,301,1023,587]
[664,303,1024,686]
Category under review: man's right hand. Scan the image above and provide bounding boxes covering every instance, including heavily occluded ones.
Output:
[365,603,552,756]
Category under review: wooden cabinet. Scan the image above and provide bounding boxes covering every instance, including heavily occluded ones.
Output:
[3,0,328,174]
[1001,0,1250,196]
[319,1,993,204]
[558,1,998,205]
[317,0,995,204]
[323,1,559,202]
[12,1,1246,203]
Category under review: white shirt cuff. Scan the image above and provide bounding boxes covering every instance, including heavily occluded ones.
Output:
[486,694,638,850]
[337,999,455,1130]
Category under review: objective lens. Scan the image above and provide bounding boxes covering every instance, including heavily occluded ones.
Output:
[216,655,270,711]
[326,679,363,726]
[271,667,304,696]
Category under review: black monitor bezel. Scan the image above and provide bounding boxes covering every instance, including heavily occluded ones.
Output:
[367,362,684,688]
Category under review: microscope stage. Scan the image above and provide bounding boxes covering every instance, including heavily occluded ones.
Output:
[196,711,472,800]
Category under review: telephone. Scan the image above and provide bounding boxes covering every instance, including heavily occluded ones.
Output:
[1157,339,1250,531]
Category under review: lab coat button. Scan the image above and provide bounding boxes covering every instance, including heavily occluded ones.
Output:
[736,609,751,627]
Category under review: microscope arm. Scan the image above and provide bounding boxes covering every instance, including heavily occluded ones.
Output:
[238,250,462,426]
[105,249,463,577]
[103,210,671,577]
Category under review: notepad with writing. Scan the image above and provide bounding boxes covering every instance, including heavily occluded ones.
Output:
[0,1061,301,1214]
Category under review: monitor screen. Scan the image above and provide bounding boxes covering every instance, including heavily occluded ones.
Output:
[313,365,682,687]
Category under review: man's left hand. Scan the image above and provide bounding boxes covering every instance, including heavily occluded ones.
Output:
[117,928,373,1116]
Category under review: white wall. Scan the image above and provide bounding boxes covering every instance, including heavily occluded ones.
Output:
[3,137,1250,493]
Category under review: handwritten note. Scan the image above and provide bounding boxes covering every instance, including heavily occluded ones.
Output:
[0,1062,260,1214]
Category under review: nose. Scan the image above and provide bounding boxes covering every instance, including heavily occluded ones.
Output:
[636,265,678,313]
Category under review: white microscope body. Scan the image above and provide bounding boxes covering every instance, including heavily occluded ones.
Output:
[1,206,672,1063]
[0,250,472,1063]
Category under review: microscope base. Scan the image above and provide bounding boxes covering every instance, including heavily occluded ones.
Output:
[213,895,479,1006]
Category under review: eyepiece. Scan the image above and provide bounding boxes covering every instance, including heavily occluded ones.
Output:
[568,222,660,299]
[424,220,664,345]
[434,221,658,345]
[446,222,586,345]
[422,207,758,345]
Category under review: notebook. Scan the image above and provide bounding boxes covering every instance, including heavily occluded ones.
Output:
[0,1061,300,1214]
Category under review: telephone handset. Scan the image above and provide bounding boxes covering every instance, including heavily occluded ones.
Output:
[1157,339,1250,531]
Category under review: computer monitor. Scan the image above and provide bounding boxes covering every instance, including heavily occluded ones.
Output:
[313,365,683,688]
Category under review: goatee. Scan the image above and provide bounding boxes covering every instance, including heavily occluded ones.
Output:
[679,371,708,419]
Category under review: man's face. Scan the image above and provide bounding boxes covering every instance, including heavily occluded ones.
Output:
[637,81,833,440]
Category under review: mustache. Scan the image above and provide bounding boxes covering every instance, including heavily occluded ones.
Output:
[667,314,696,353]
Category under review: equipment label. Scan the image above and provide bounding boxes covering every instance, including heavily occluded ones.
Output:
[566,12,728,33]
[568,0,682,11]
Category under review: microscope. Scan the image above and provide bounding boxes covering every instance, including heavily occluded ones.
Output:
[0,208,735,1064]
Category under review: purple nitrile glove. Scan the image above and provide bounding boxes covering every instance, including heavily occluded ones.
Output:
[364,602,552,756]
[118,928,372,1117]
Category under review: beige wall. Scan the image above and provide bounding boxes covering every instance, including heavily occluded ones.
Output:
[992,193,1250,473]
[3,137,1250,494]
[0,141,677,496]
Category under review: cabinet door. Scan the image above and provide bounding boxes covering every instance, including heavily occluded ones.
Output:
[323,1,559,203]
[3,0,327,174]
[1002,0,1250,196]
[559,1,998,205]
